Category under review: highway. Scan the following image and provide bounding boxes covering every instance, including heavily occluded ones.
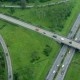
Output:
[0,35,13,80]
[46,14,80,80]
[55,28,80,80]
[0,13,80,50]
[0,0,69,8]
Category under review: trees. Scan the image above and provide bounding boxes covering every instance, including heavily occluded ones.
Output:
[43,44,52,56]
[20,0,26,9]
[30,51,40,63]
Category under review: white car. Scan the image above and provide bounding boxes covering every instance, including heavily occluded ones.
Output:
[75,38,77,41]
[53,70,56,73]
[61,38,64,40]
[62,65,64,68]
[69,51,70,53]
[57,64,59,67]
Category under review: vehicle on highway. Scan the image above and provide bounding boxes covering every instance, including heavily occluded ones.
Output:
[57,64,59,67]
[53,70,56,73]
[75,38,78,41]
[6,53,8,56]
[35,28,39,31]
[69,51,70,53]
[62,65,64,68]
[61,70,64,75]
[43,32,46,34]
[61,38,64,40]
[52,35,57,38]
[69,41,72,44]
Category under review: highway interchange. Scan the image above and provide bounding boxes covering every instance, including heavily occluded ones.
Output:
[55,26,80,80]
[46,14,80,80]
[0,13,80,50]
[0,13,80,80]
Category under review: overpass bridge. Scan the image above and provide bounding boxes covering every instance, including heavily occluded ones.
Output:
[0,13,80,50]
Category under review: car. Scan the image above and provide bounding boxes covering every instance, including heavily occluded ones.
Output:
[57,64,59,67]
[53,70,56,73]
[62,65,64,68]
[53,35,57,38]
[69,41,72,44]
[43,32,46,34]
[69,51,70,53]
[6,53,8,56]
[61,38,64,40]
[9,75,11,78]
[75,38,77,41]
[61,70,64,75]
[35,28,39,31]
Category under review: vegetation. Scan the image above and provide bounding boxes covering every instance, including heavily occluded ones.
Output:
[0,0,51,3]
[0,20,60,80]
[0,1,74,34]
[0,45,6,80]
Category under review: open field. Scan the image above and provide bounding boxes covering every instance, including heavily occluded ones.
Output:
[0,20,61,80]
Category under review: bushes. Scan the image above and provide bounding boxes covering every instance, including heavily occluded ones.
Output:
[0,48,5,80]
[30,51,40,63]
[43,44,52,56]
[14,66,35,80]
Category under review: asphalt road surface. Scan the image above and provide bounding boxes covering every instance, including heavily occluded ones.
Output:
[46,14,80,80]
[0,35,13,80]
[55,28,80,80]
[0,13,80,50]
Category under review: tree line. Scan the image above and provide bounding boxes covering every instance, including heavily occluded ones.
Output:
[0,0,51,3]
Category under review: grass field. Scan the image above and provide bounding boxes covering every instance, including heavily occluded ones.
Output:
[0,20,61,80]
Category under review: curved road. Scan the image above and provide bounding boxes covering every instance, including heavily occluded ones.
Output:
[0,13,80,50]
[0,35,13,80]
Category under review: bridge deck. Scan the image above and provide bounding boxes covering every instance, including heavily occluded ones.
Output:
[0,13,80,50]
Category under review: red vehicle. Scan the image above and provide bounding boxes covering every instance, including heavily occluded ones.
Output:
[35,28,39,31]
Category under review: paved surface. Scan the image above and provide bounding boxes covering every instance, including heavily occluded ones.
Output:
[0,0,69,8]
[0,13,80,50]
[46,14,80,80]
[55,28,80,80]
[0,35,13,80]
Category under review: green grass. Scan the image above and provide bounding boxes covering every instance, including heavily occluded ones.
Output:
[0,1,73,35]
[0,45,7,80]
[0,20,60,80]
[2,0,62,6]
